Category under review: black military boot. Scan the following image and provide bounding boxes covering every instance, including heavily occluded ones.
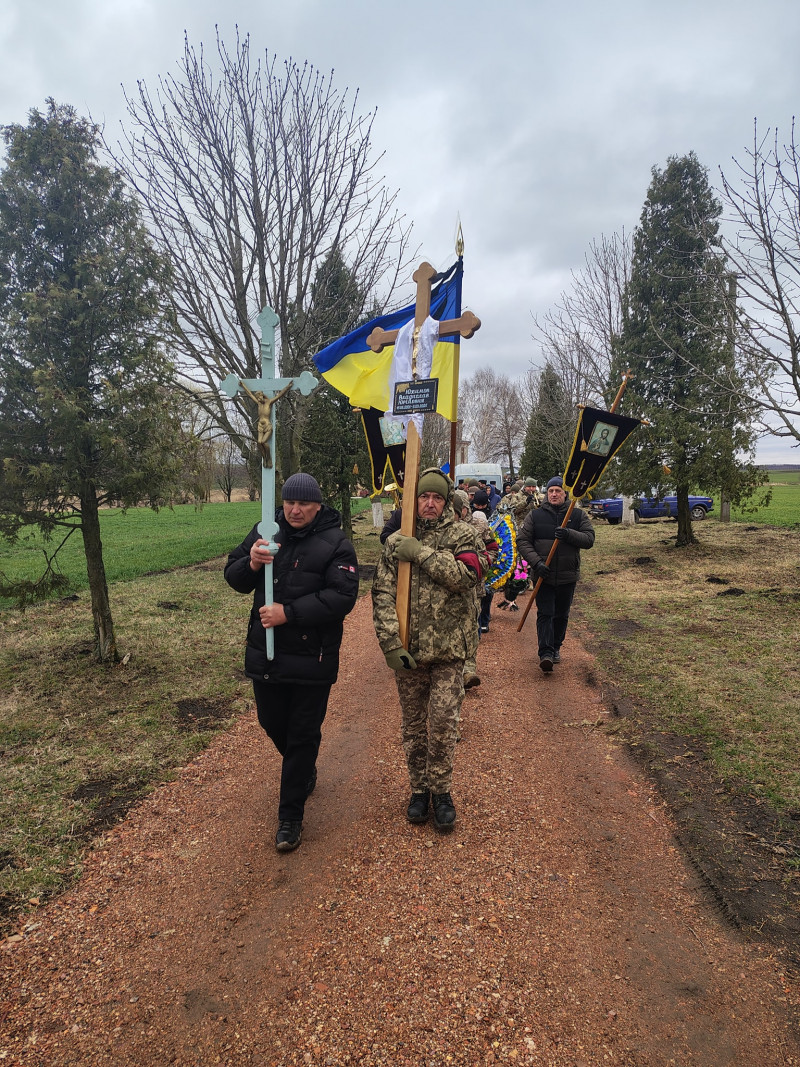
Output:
[432,792,456,832]
[406,790,430,823]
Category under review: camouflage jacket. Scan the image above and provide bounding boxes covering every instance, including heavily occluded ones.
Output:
[372,503,483,664]
[497,489,536,526]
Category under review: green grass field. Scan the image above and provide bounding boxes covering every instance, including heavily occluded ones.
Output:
[0,498,376,605]
[730,475,800,526]
[0,502,258,594]
[0,474,796,604]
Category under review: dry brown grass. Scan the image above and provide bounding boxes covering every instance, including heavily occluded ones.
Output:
[575,517,800,813]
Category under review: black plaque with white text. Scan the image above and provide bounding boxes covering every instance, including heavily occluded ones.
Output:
[392,378,439,416]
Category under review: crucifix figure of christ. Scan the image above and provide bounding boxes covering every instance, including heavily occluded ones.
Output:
[368,261,481,649]
[220,305,318,660]
[237,379,295,469]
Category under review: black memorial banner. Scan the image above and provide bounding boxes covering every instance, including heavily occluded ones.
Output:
[563,406,641,498]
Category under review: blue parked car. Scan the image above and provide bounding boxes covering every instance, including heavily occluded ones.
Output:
[589,494,714,524]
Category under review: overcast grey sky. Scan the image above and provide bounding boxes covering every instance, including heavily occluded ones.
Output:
[2,0,799,463]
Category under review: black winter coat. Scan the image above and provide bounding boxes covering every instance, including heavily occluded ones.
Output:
[224,506,359,685]
[517,500,594,585]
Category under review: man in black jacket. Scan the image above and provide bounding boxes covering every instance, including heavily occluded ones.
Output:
[224,472,359,852]
[517,476,594,673]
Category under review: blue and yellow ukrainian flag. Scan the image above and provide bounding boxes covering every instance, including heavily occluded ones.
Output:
[312,258,463,422]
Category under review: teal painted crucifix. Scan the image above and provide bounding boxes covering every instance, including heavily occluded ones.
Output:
[220,306,318,660]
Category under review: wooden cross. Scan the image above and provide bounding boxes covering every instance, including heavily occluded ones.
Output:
[220,306,318,660]
[372,261,481,649]
[366,261,481,359]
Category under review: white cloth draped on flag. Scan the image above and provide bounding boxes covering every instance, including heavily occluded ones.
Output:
[385,316,440,436]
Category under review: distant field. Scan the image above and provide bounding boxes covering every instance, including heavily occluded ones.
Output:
[730,475,800,526]
[768,469,800,485]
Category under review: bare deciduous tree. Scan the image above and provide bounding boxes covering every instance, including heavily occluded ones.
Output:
[532,232,632,407]
[459,368,526,476]
[719,121,800,445]
[419,413,453,471]
[110,31,413,478]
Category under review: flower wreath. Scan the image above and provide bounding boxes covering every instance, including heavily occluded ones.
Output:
[485,513,518,591]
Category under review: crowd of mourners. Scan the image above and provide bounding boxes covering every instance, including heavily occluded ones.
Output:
[225,466,594,851]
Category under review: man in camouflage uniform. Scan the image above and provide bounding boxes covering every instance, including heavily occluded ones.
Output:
[498,479,536,526]
[461,500,499,688]
[372,468,485,832]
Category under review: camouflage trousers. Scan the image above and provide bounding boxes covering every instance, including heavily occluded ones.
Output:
[395,660,465,793]
[463,617,481,678]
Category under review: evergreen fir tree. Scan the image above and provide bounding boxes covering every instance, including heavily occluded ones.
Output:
[519,364,573,484]
[612,152,762,545]
[0,101,182,660]
[296,248,369,536]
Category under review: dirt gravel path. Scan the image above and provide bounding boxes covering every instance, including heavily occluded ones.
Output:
[2,593,799,1066]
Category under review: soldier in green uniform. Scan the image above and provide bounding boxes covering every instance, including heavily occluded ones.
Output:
[372,468,486,832]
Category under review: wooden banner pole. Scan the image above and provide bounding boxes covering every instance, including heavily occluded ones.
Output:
[517,372,632,634]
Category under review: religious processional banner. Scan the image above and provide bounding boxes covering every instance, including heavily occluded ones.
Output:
[313,259,464,493]
[562,406,641,498]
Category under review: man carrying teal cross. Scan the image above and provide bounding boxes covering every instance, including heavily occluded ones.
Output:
[225,471,359,853]
[222,308,358,853]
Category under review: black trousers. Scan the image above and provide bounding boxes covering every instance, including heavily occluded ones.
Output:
[535,582,576,658]
[252,680,331,821]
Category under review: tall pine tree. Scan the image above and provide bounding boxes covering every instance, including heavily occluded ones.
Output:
[612,152,761,545]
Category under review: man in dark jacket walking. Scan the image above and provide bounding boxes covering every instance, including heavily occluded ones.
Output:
[517,476,594,673]
[224,472,359,852]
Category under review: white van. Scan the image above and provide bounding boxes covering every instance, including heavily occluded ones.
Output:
[454,463,504,489]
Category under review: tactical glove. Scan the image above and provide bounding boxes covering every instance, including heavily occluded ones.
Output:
[393,535,423,563]
[553,527,569,541]
[384,647,417,671]
[534,561,551,579]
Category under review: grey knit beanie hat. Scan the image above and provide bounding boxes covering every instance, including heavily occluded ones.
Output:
[281,472,323,502]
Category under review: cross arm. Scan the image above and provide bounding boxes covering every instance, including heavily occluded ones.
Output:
[366,311,481,354]
[219,369,318,399]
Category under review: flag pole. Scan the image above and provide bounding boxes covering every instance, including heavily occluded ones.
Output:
[516,372,632,633]
[448,222,465,476]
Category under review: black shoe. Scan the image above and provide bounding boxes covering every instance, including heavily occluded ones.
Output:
[407,791,430,823]
[553,650,561,664]
[539,656,554,673]
[306,767,317,798]
[479,626,489,634]
[432,792,456,832]
[275,820,302,852]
